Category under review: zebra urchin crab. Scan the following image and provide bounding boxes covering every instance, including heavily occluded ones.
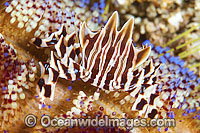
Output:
[33,11,199,121]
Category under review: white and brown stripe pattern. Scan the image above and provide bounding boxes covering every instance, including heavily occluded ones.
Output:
[34,24,82,108]
[35,11,164,118]
[79,12,151,91]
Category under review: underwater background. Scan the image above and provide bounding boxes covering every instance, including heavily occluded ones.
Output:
[0,0,200,132]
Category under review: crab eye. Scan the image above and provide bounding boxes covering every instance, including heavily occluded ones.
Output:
[38,78,45,92]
